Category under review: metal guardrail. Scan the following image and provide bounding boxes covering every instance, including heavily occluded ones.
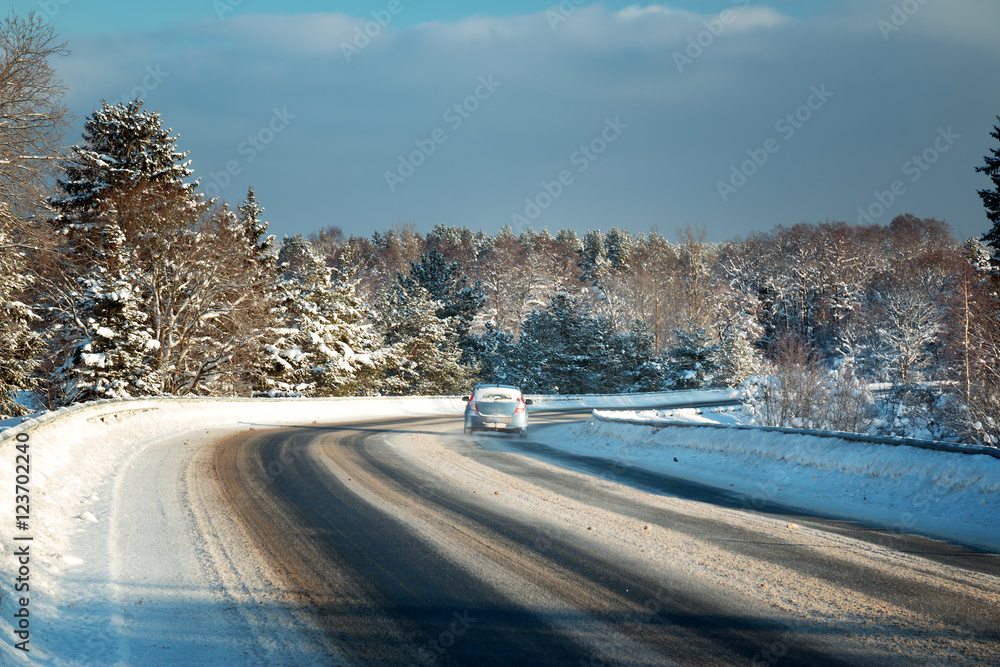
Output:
[592,412,1000,461]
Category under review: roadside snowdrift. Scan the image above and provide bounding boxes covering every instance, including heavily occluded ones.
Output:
[555,411,1000,552]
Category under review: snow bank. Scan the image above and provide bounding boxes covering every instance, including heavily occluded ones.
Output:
[0,395,470,552]
[558,413,1000,552]
[527,388,739,410]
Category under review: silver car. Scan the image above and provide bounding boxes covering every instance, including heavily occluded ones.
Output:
[463,384,532,437]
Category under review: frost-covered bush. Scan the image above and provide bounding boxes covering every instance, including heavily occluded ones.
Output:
[872,384,961,442]
[742,336,876,433]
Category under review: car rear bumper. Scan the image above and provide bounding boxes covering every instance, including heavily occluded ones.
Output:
[464,411,528,432]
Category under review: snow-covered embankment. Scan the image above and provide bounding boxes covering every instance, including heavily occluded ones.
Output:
[559,408,1000,552]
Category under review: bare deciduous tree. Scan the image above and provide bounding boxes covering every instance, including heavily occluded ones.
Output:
[0,11,69,231]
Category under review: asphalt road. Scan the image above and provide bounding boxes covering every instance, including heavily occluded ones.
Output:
[211,411,1000,666]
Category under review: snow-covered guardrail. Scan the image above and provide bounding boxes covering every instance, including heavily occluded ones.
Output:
[0,389,741,446]
[526,389,739,411]
[0,394,473,448]
[592,411,1000,460]
[0,389,741,449]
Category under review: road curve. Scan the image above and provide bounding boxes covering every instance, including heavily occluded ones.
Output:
[211,413,1000,666]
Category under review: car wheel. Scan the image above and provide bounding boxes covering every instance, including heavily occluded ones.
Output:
[464,426,472,435]
[519,428,527,439]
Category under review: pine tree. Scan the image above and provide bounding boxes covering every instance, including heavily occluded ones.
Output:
[964,236,995,275]
[577,230,607,283]
[263,236,386,397]
[59,268,161,402]
[516,293,598,394]
[977,116,1000,254]
[238,186,275,267]
[715,327,761,387]
[376,284,475,396]
[50,98,196,259]
[666,323,719,389]
[0,235,41,416]
[466,322,517,385]
[398,249,484,362]
[603,227,635,272]
[603,320,665,393]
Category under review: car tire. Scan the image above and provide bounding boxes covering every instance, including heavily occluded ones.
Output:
[519,428,527,439]
[464,426,472,435]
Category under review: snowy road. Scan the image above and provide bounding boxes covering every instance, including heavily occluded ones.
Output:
[206,412,1000,666]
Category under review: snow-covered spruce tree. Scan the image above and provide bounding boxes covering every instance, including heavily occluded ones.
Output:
[665,322,718,390]
[466,322,517,385]
[514,293,607,394]
[977,116,1000,256]
[49,98,195,262]
[48,201,162,403]
[714,326,761,388]
[577,230,607,285]
[261,236,386,397]
[0,232,42,416]
[509,293,660,394]
[398,248,485,362]
[238,185,275,267]
[965,236,995,274]
[59,267,161,403]
[375,283,475,396]
[609,320,666,393]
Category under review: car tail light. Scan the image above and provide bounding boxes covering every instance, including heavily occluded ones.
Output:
[514,397,526,413]
[468,398,478,412]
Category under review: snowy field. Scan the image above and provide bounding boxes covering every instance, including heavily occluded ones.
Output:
[1,390,998,663]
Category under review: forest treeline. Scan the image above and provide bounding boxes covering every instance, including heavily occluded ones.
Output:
[1,13,999,446]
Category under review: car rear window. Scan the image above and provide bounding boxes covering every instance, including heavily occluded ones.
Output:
[475,388,520,401]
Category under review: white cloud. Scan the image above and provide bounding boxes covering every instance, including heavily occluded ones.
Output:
[198,13,362,57]
[616,4,691,22]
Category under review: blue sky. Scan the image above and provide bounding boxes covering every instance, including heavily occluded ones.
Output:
[20,1,830,31]
[12,1,1000,243]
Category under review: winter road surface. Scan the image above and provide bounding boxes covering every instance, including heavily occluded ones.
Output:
[192,411,1000,666]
